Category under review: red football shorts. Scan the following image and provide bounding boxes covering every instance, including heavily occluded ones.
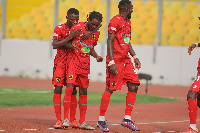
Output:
[66,64,89,88]
[190,73,200,96]
[106,61,140,90]
[52,63,66,86]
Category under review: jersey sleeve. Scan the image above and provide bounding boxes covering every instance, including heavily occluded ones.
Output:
[52,25,63,41]
[108,17,119,34]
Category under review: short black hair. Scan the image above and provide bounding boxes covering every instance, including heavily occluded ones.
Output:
[88,11,103,22]
[67,8,79,16]
[118,0,132,10]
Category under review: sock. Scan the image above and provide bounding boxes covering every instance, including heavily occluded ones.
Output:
[99,116,105,121]
[79,95,87,124]
[99,90,112,116]
[63,87,73,120]
[125,91,137,116]
[124,115,131,120]
[190,124,197,131]
[70,95,77,122]
[53,93,61,121]
[188,99,198,130]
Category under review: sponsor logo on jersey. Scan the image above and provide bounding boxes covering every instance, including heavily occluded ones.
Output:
[124,37,130,43]
[112,81,116,87]
[56,77,61,82]
[111,27,116,31]
[69,75,73,80]
[81,47,90,53]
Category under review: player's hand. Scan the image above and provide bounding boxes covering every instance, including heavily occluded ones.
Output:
[80,31,91,41]
[96,56,103,62]
[134,58,141,70]
[72,42,78,50]
[70,28,82,39]
[109,64,117,76]
[188,44,196,55]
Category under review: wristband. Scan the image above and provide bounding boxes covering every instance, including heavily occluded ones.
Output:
[195,43,198,47]
[133,55,138,60]
[108,60,115,66]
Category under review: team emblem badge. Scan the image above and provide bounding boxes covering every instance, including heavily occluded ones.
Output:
[69,75,73,80]
[56,77,61,82]
[92,34,95,40]
[81,47,90,53]
[112,81,116,87]
[124,37,130,43]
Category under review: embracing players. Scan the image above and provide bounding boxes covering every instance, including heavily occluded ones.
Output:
[63,11,103,130]
[97,0,141,132]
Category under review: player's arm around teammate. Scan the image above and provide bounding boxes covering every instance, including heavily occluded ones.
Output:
[181,43,200,133]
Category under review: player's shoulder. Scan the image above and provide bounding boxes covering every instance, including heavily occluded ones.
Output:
[55,23,66,29]
[110,14,121,22]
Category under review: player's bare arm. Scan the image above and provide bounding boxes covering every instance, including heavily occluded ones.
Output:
[129,45,141,70]
[188,43,199,55]
[52,28,82,49]
[80,24,102,41]
[90,48,103,62]
[107,33,117,76]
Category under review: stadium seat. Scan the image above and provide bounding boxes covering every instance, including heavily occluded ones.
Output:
[178,7,191,16]
[164,13,178,23]
[185,2,197,10]
[44,8,54,20]
[30,7,43,18]
[59,9,67,21]
[162,26,174,38]
[132,1,143,11]
[79,0,90,6]
[145,19,157,27]
[189,28,200,38]
[183,34,197,46]
[21,22,34,31]
[163,1,169,9]
[145,1,157,10]
[173,20,186,29]
[91,0,104,10]
[140,32,155,45]
[174,27,187,37]
[162,19,173,27]
[28,33,41,40]
[132,25,146,37]
[19,14,33,24]
[146,26,157,37]
[11,27,26,39]
[169,33,183,46]
[26,27,39,37]
[150,6,158,18]
[179,14,191,25]
[132,19,144,30]
[131,31,140,44]
[6,19,21,32]
[138,12,151,22]
[40,27,52,40]
[187,20,199,29]
[163,7,177,17]
[33,15,46,25]
[161,33,168,46]
[191,8,200,20]
[98,30,105,42]
[36,21,49,32]
[171,1,182,11]
[41,1,53,12]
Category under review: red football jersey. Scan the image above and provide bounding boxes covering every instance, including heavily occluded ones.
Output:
[107,14,132,63]
[52,23,70,66]
[68,22,100,74]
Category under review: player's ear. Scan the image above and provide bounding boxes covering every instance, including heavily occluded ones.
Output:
[66,16,68,20]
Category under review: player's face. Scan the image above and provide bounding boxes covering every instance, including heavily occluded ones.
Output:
[127,4,133,19]
[88,18,101,31]
[67,13,79,26]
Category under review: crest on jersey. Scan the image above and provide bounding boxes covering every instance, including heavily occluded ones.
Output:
[112,81,116,87]
[81,47,90,53]
[56,77,61,82]
[124,37,130,43]
[69,75,73,80]
[92,34,95,40]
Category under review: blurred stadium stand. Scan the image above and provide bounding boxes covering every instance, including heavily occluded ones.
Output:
[0,0,200,45]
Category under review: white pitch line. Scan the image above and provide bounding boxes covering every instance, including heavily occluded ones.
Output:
[0,130,6,132]
[24,129,38,131]
[47,128,54,130]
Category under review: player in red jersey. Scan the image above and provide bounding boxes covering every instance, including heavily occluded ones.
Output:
[97,0,141,132]
[181,43,200,133]
[64,11,103,130]
[52,8,81,129]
